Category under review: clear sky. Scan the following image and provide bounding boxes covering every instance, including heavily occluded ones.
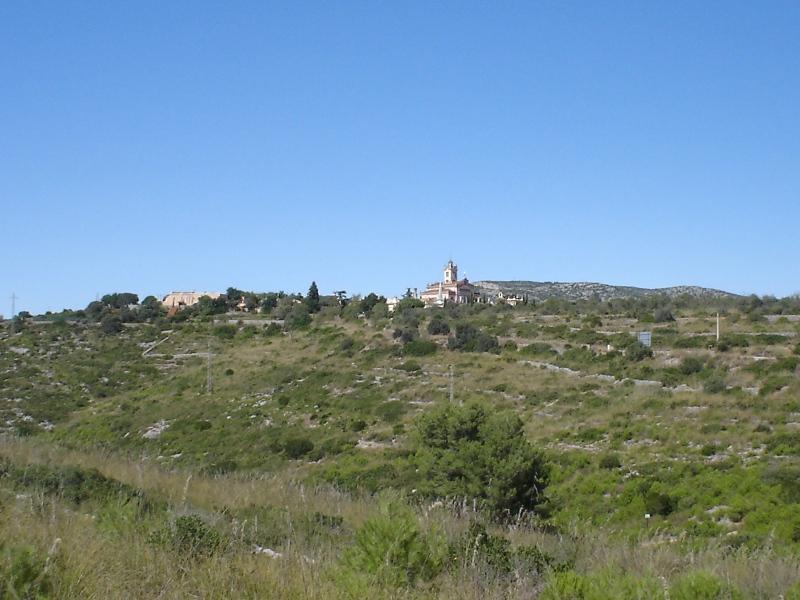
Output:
[2,1,799,315]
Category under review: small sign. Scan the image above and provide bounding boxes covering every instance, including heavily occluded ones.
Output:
[638,331,652,347]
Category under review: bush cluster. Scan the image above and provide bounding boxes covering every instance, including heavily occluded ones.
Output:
[448,324,499,353]
[412,404,548,515]
[150,515,222,556]
[337,496,446,592]
[427,315,451,336]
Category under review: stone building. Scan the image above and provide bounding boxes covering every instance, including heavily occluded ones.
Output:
[420,261,478,306]
[161,291,221,310]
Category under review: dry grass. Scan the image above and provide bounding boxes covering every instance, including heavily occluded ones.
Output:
[3,437,800,598]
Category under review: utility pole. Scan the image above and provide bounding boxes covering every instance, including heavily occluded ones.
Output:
[10,292,16,318]
[716,312,720,343]
[206,340,213,394]
[449,365,455,404]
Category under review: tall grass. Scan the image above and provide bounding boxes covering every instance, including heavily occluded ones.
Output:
[2,437,800,598]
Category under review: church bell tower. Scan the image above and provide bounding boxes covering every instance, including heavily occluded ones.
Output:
[443,260,458,284]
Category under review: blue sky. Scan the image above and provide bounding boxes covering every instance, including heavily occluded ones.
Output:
[1,2,799,315]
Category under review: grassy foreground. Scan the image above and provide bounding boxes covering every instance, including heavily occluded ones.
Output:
[2,437,800,599]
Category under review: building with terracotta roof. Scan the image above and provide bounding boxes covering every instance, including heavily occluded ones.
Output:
[420,261,478,306]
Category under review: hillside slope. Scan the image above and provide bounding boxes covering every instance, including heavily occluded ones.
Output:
[474,280,740,302]
[3,300,800,598]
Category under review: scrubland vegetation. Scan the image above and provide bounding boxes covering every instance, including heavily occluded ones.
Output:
[3,288,800,598]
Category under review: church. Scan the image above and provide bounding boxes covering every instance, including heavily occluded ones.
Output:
[420,260,479,306]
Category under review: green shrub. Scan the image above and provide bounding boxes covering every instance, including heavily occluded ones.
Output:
[519,342,557,357]
[396,360,422,373]
[540,571,589,600]
[575,427,604,443]
[448,324,499,353]
[593,570,664,599]
[412,404,548,515]
[317,454,405,494]
[754,422,772,434]
[283,435,315,459]
[762,461,800,502]
[402,340,437,356]
[754,334,790,346]
[716,334,750,349]
[541,569,665,600]
[452,522,512,571]
[775,356,799,372]
[427,316,450,336]
[561,347,596,367]
[1,462,152,508]
[263,323,282,337]
[669,570,741,600]
[213,324,237,339]
[655,307,675,323]
[704,375,726,394]
[626,341,653,362]
[374,400,406,423]
[238,326,256,340]
[785,580,800,600]
[9,316,27,333]
[194,419,213,431]
[12,421,43,437]
[570,329,608,346]
[0,543,54,599]
[285,304,312,330]
[583,314,602,328]
[450,522,553,574]
[318,435,355,457]
[766,432,800,455]
[350,419,367,432]
[101,315,123,335]
[200,458,238,475]
[685,519,725,538]
[675,336,711,349]
[154,515,223,556]
[715,339,731,352]
[679,357,705,375]
[337,496,446,591]
[599,453,622,470]
[760,375,792,396]
[644,490,674,516]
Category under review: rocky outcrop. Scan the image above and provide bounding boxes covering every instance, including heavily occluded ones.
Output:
[474,280,738,302]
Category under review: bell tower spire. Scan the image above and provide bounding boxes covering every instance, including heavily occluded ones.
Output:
[443,260,458,284]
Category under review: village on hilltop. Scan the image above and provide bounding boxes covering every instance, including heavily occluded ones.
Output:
[160,260,525,315]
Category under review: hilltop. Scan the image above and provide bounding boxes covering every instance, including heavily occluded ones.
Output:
[475,280,740,302]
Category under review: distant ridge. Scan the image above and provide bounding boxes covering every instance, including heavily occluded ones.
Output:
[473,280,740,302]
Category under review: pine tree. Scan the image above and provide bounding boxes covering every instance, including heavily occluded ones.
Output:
[306,281,321,313]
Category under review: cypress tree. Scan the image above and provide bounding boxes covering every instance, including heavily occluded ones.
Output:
[306,281,321,313]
